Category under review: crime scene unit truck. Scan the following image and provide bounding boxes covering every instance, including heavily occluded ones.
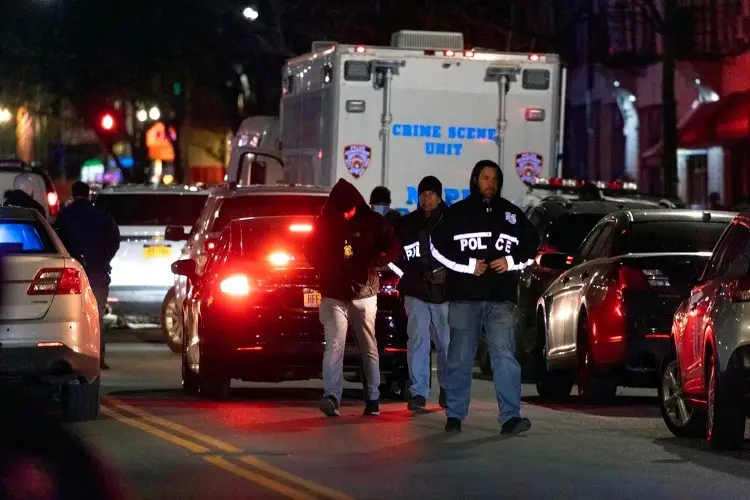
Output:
[229,30,566,211]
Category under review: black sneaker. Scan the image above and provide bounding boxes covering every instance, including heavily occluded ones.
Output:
[438,387,447,409]
[319,396,340,417]
[407,395,427,412]
[363,400,380,416]
[501,417,531,435]
[445,417,462,433]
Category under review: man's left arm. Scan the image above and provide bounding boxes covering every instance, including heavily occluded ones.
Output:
[505,210,540,272]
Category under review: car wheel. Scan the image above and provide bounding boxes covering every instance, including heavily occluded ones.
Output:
[161,288,183,354]
[534,317,573,399]
[576,312,617,404]
[197,342,230,400]
[706,351,745,450]
[658,358,705,438]
[61,377,101,422]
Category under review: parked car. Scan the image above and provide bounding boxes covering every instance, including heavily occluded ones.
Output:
[660,211,750,450]
[535,209,735,402]
[93,184,210,332]
[172,215,409,400]
[0,206,100,421]
[161,183,329,352]
[0,159,60,221]
[476,194,662,375]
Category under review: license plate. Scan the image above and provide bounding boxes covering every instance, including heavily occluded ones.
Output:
[303,291,322,308]
[143,245,172,258]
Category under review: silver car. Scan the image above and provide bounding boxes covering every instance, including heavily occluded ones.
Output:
[661,211,750,450]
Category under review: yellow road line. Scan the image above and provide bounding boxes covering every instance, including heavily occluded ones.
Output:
[204,455,318,500]
[100,406,210,454]
[240,456,354,500]
[104,397,241,453]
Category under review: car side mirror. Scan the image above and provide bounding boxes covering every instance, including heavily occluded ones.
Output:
[538,252,570,270]
[165,225,188,241]
[171,259,197,278]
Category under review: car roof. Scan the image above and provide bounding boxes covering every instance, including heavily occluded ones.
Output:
[0,159,54,185]
[536,196,660,217]
[622,209,738,223]
[94,184,211,195]
[212,183,329,198]
[0,206,44,221]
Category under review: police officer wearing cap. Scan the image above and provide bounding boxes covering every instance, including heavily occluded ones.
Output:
[389,176,450,412]
[430,160,539,434]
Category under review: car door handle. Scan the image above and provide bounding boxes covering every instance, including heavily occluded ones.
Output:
[581,271,590,280]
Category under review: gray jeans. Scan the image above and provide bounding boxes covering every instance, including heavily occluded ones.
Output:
[319,296,380,402]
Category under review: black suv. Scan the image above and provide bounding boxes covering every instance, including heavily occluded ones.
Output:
[476,195,662,375]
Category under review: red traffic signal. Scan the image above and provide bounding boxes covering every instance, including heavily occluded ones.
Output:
[100,113,115,131]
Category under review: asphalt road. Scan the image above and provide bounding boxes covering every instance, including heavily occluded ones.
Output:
[63,340,750,500]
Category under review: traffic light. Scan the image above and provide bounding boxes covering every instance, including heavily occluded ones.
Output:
[100,113,115,131]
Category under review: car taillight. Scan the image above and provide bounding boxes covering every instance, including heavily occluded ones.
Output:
[379,274,399,296]
[618,266,669,291]
[47,191,59,216]
[729,277,750,302]
[289,223,312,232]
[268,252,294,266]
[27,268,81,295]
[534,243,558,266]
[219,275,251,296]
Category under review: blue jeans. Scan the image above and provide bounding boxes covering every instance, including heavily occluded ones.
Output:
[320,296,380,403]
[404,296,449,399]
[445,301,521,424]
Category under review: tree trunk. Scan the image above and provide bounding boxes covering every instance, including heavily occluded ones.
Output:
[661,0,678,198]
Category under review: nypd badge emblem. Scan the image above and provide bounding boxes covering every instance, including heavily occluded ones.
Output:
[505,212,517,225]
[515,152,544,184]
[343,144,372,179]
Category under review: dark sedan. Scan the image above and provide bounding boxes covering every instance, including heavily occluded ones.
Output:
[171,215,409,400]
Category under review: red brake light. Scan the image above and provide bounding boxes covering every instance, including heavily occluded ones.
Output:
[47,191,59,216]
[379,273,399,296]
[355,45,366,54]
[618,267,649,291]
[27,268,81,295]
[289,223,312,232]
[268,252,293,266]
[219,275,251,296]
[730,277,750,302]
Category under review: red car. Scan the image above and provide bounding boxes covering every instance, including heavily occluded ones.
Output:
[171,215,409,399]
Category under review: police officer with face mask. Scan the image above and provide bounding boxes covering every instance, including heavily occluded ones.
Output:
[370,186,402,221]
[430,160,539,435]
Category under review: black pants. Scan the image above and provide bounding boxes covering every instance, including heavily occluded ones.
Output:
[89,279,109,362]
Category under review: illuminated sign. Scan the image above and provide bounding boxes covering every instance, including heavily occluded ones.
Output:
[392,123,497,157]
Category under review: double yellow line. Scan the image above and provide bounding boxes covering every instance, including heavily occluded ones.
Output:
[101,398,353,500]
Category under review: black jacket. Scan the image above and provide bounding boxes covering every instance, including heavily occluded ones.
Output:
[54,198,120,283]
[391,203,448,303]
[3,190,46,216]
[431,168,538,304]
[304,179,402,302]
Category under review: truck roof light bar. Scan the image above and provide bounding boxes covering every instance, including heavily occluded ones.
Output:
[530,177,638,192]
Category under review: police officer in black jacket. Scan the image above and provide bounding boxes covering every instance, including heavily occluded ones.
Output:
[390,176,450,412]
[431,160,539,434]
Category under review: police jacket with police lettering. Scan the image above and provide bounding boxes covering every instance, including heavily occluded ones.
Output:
[390,202,447,304]
[430,194,538,303]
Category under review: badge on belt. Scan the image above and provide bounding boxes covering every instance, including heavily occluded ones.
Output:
[344,240,353,259]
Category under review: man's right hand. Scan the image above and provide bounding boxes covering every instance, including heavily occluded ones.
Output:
[474,259,488,276]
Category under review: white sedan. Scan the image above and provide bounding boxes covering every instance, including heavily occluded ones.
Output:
[0,206,100,421]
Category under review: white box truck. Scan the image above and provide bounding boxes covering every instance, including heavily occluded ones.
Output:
[230,30,566,210]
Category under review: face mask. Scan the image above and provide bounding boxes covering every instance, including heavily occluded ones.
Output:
[372,205,389,215]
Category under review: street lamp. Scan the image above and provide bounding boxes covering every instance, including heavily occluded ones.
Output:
[0,108,11,124]
[148,106,161,121]
[242,6,259,20]
[136,109,148,122]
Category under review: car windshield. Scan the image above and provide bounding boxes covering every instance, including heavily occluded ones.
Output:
[213,195,326,232]
[629,220,728,253]
[235,217,315,261]
[544,214,605,254]
[94,193,209,226]
[0,221,56,254]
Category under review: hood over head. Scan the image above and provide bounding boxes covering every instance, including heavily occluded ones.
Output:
[322,178,367,215]
[469,159,504,198]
